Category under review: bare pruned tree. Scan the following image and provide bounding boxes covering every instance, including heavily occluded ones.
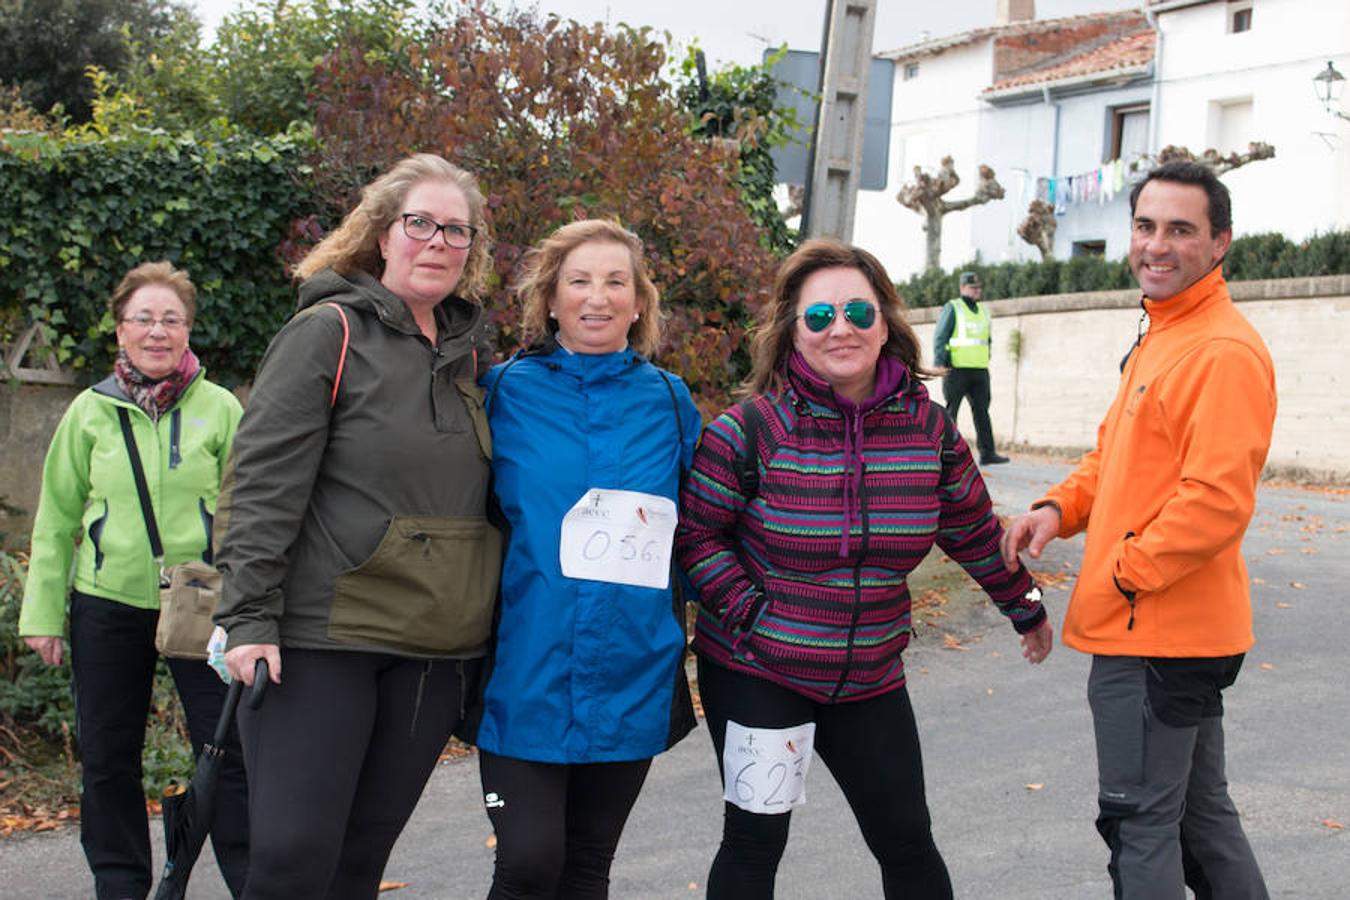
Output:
[896,156,1005,271]
[1017,199,1056,262]
[1156,142,1276,176]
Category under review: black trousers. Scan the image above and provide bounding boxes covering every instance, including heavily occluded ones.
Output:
[69,590,249,900]
[697,658,952,900]
[236,648,479,900]
[942,367,996,458]
[479,751,652,900]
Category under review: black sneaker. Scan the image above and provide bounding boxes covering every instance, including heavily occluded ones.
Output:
[980,453,1010,465]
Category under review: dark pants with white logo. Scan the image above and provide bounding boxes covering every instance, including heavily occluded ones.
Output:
[942,367,996,459]
[1088,655,1268,900]
[478,751,652,899]
[69,590,249,899]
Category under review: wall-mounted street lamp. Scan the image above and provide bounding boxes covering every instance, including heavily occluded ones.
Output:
[1313,61,1348,121]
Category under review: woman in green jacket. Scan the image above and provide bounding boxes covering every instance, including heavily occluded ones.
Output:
[20,260,248,899]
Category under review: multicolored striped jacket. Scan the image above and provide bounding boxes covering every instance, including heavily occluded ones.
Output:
[675,351,1045,703]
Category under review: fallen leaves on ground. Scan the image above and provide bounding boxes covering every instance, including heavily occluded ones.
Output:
[1290,582,1306,590]
[1028,568,1075,590]
[378,881,409,891]
[1322,819,1344,830]
[439,738,475,762]
[1025,783,1044,792]
[942,633,968,651]
[1276,602,1293,609]
[1265,548,1287,556]
[485,833,498,849]
[1260,663,1276,671]
[0,805,79,838]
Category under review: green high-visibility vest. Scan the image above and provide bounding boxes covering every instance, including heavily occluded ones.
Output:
[947,299,991,368]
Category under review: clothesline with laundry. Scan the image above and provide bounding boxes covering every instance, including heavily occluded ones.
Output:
[1035,154,1153,214]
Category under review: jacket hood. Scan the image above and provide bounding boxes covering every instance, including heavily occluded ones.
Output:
[296,267,484,341]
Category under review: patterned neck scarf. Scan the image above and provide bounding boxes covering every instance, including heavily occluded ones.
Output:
[114,348,200,421]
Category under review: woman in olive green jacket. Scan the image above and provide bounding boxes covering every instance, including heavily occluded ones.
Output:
[214,154,499,899]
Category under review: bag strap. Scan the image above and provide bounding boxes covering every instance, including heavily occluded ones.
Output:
[116,406,164,563]
[733,396,768,500]
[656,369,690,485]
[320,302,350,407]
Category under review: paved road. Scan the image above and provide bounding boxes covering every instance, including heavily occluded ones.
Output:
[2,459,1346,898]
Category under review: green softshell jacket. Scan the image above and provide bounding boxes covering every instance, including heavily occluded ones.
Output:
[20,371,242,636]
[213,268,499,658]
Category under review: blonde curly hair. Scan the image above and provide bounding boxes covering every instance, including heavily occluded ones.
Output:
[294,154,491,299]
[515,219,661,356]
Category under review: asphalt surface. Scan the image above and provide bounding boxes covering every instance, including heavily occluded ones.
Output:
[2,458,1346,898]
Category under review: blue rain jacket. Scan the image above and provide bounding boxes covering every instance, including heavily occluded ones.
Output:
[476,343,701,762]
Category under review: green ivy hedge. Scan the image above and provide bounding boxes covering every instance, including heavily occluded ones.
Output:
[0,127,317,387]
[899,231,1350,309]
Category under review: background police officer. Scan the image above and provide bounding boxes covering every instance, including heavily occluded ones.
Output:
[933,271,1008,465]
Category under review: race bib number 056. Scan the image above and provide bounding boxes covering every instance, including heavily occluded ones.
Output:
[722,720,816,815]
[559,489,677,590]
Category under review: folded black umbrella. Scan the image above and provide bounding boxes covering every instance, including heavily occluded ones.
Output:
[154,658,267,900]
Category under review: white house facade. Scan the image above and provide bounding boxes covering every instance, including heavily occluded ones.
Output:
[851,0,1350,280]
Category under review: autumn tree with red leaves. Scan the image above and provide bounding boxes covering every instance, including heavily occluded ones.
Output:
[306,6,780,415]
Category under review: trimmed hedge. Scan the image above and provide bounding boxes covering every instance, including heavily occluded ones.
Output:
[899,231,1350,309]
[0,128,317,387]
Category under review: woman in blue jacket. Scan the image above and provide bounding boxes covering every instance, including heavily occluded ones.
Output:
[475,219,701,899]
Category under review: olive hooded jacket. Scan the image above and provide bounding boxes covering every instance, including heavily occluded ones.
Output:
[214,268,499,658]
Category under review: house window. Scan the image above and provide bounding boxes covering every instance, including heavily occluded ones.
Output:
[1211,98,1254,153]
[1229,1,1252,32]
[904,62,920,80]
[1108,104,1150,162]
[1072,240,1106,258]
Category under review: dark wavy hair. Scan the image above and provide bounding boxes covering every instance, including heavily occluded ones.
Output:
[742,238,928,398]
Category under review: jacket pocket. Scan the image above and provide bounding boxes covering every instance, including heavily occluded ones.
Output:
[328,514,502,656]
[454,377,492,460]
[87,500,110,579]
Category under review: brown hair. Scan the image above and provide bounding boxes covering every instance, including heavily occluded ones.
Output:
[293,153,491,299]
[109,260,197,325]
[743,238,927,398]
[516,219,662,356]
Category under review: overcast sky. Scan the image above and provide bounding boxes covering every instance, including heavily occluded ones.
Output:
[188,0,1138,66]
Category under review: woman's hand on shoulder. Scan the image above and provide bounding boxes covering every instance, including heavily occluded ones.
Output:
[24,636,63,667]
[225,643,282,685]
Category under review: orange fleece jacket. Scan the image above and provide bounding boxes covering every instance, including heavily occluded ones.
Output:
[1039,267,1276,657]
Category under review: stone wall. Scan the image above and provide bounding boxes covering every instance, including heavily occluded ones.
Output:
[0,382,82,547]
[910,274,1350,480]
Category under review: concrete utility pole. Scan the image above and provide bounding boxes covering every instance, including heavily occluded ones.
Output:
[801,0,877,241]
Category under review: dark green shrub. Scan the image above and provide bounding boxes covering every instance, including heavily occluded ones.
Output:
[0,127,318,387]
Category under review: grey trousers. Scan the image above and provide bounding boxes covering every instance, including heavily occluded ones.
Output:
[1087,655,1268,900]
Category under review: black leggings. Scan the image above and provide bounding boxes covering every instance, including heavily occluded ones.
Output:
[478,750,652,900]
[697,657,953,900]
[237,649,479,900]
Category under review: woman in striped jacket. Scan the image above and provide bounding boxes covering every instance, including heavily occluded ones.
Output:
[674,239,1054,899]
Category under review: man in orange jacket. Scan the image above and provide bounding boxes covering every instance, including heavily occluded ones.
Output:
[1002,161,1274,900]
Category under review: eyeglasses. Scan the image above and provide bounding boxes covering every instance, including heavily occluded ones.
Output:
[399,213,476,249]
[797,300,879,333]
[122,313,189,331]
